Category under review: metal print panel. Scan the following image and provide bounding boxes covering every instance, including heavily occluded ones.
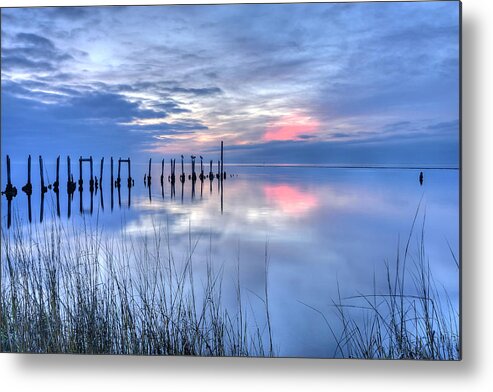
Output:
[0,1,461,359]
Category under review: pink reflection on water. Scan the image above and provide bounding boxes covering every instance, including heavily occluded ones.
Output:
[263,184,318,217]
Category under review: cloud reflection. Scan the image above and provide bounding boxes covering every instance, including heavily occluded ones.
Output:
[263,183,318,217]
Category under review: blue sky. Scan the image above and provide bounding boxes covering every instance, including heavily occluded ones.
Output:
[1,2,460,165]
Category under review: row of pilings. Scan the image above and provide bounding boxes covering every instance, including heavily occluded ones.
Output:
[1,141,227,227]
[2,141,226,198]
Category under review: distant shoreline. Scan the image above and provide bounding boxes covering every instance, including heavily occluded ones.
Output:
[221,163,459,170]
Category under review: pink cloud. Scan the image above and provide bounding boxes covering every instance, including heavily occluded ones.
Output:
[263,113,319,142]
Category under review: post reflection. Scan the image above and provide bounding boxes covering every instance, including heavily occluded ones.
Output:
[56,190,60,218]
[40,191,45,223]
[100,184,104,211]
[27,193,32,223]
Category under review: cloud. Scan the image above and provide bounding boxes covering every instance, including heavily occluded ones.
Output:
[263,112,320,142]
[1,2,459,164]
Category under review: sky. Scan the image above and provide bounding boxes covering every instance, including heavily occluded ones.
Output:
[1,2,460,165]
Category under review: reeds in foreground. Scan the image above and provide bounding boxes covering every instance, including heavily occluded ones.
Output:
[0,217,271,356]
[328,210,460,360]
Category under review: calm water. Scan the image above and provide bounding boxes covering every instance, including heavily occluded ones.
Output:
[1,161,459,357]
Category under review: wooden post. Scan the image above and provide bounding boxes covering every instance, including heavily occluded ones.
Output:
[6,155,11,185]
[54,155,60,192]
[170,158,175,184]
[67,156,76,195]
[67,156,71,182]
[22,155,32,195]
[200,157,204,181]
[128,158,132,188]
[67,156,72,193]
[100,157,104,187]
[39,155,47,193]
[191,156,196,182]
[148,158,152,186]
[2,155,17,200]
[221,141,224,181]
[79,156,83,188]
[161,158,164,185]
[27,155,31,184]
[89,156,94,191]
[209,160,213,181]
[39,155,44,187]
[116,158,122,188]
[56,155,60,183]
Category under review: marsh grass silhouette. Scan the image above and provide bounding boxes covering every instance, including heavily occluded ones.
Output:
[0,215,272,356]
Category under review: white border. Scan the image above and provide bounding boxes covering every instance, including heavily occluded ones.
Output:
[2,0,492,391]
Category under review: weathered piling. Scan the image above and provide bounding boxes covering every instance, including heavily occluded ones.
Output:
[161,158,164,186]
[79,177,83,213]
[116,158,132,188]
[6,155,11,185]
[191,155,197,182]
[221,140,224,180]
[199,156,204,181]
[111,157,114,187]
[127,158,133,188]
[180,155,185,183]
[100,157,104,188]
[2,155,17,206]
[39,155,47,194]
[79,157,94,191]
[209,160,214,181]
[21,155,32,196]
[3,155,16,229]
[170,158,176,184]
[147,158,152,186]
[67,156,76,195]
[53,155,60,193]
[216,160,220,179]
[116,157,122,187]
[89,156,94,192]
[78,156,83,190]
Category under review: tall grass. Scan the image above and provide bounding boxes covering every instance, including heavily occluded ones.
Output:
[0,216,271,356]
[328,210,460,360]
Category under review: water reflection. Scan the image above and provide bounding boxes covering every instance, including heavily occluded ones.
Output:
[263,184,318,217]
[2,163,459,357]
